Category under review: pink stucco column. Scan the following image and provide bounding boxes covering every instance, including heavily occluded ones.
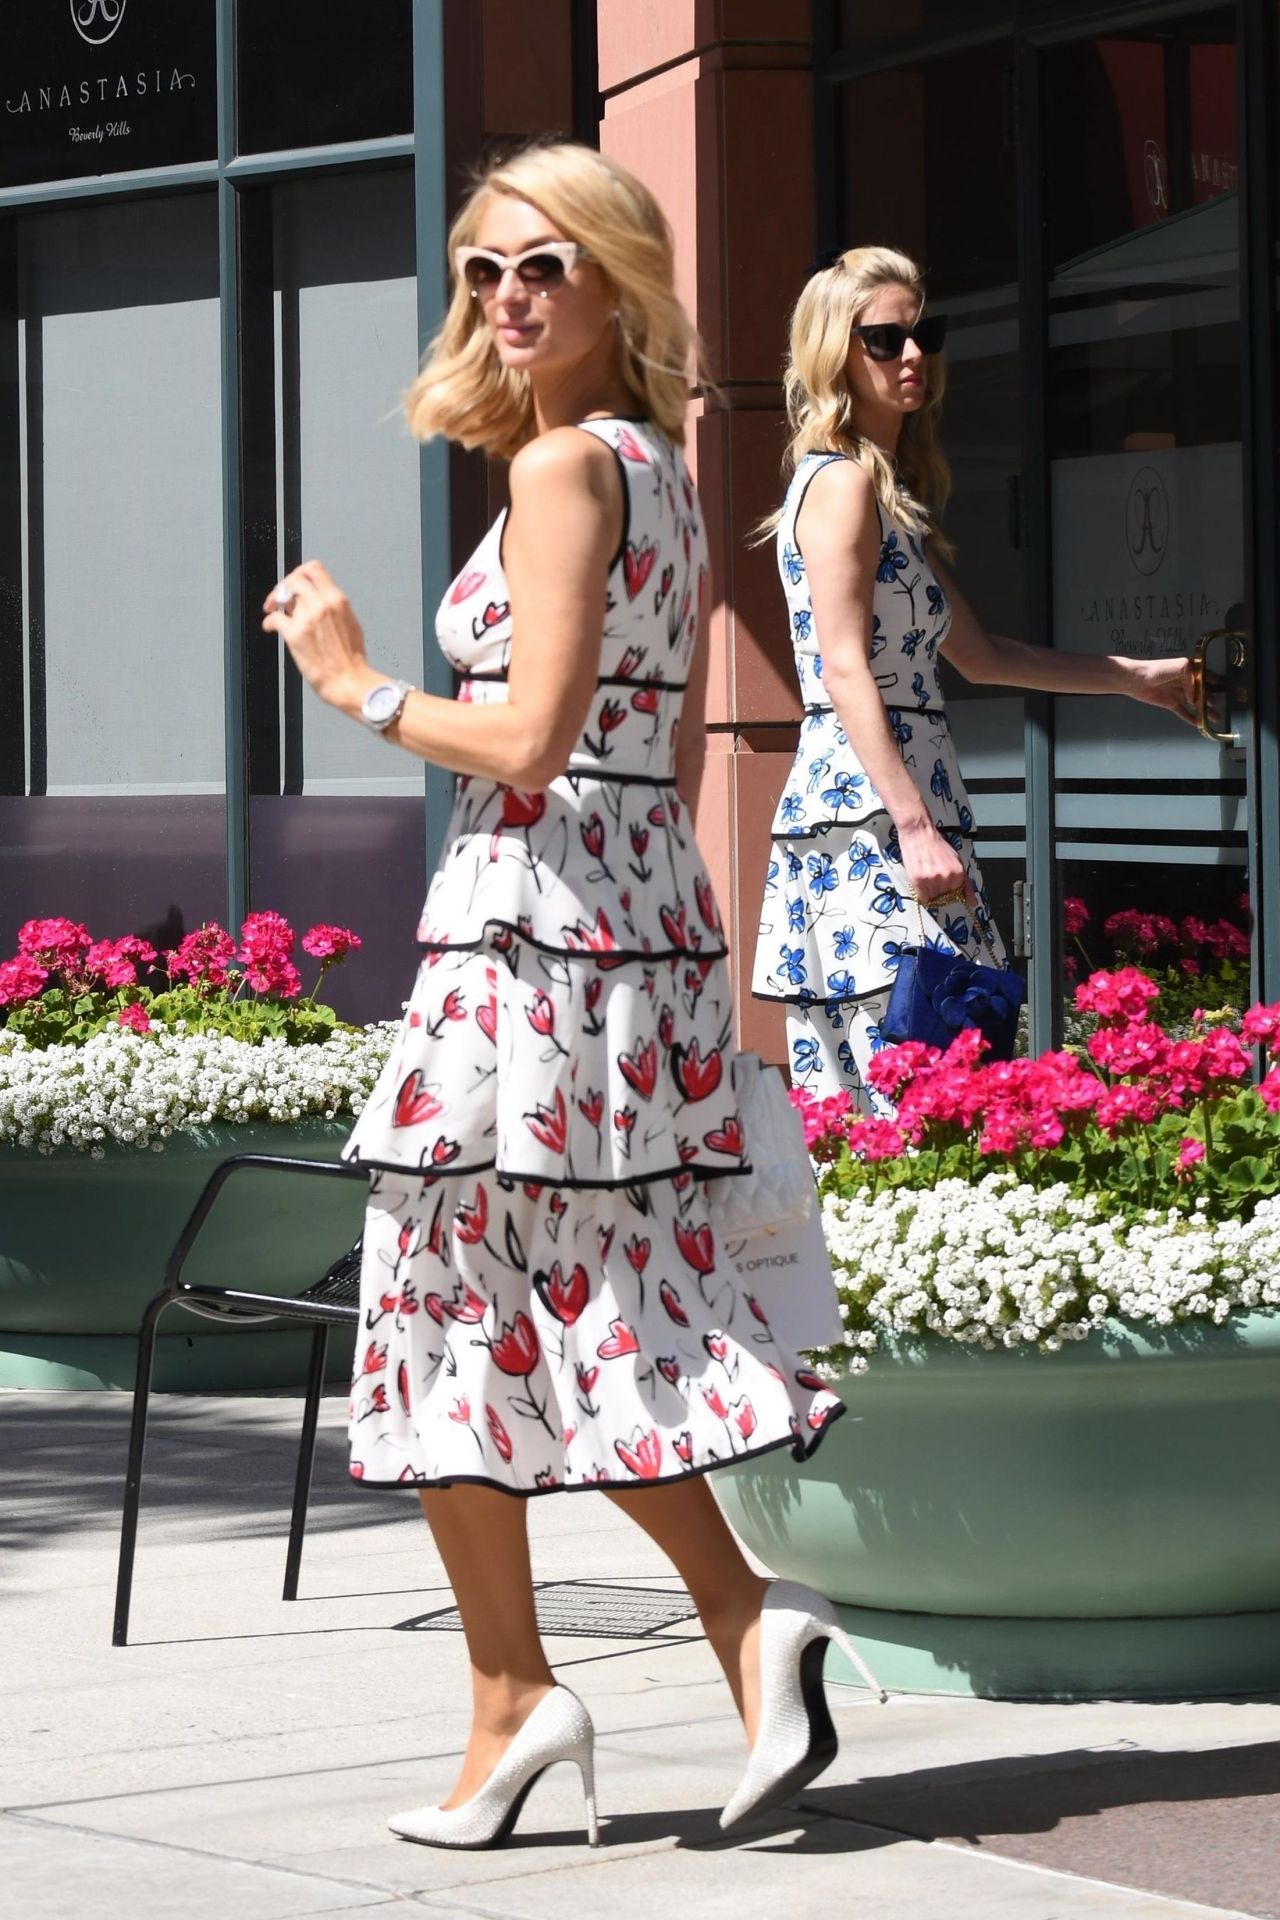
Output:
[598,1,816,1057]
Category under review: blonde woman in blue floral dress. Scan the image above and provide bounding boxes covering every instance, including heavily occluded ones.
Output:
[753,247,1198,1110]
[264,145,874,1851]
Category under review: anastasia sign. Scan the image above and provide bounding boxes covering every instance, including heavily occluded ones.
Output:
[1,1,216,188]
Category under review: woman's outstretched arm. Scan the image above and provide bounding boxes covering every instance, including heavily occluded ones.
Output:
[799,459,969,905]
[934,557,1198,725]
[262,427,623,790]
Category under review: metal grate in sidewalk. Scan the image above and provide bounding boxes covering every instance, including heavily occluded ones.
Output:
[398,1580,698,1640]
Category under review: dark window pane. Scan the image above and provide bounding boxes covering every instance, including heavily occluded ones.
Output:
[837,1,1012,48]
[236,0,413,154]
[0,2,216,189]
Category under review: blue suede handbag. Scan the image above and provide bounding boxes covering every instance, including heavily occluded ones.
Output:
[882,906,1025,1062]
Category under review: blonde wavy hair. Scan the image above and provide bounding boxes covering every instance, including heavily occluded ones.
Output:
[758,245,953,555]
[405,142,698,458]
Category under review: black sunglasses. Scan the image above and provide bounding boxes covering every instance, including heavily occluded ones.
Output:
[852,315,948,362]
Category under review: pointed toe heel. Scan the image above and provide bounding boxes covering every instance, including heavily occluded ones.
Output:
[388,1684,600,1850]
[719,1579,886,1835]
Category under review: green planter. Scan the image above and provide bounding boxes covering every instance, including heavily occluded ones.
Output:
[0,1122,366,1391]
[715,1313,1280,1700]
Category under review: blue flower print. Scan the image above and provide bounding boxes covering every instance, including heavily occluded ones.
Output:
[866,1021,886,1055]
[820,770,867,813]
[812,653,824,681]
[944,913,971,947]
[836,1038,855,1076]
[763,857,779,898]
[807,852,839,897]
[926,581,946,619]
[870,616,887,660]
[826,968,857,998]
[780,791,805,827]
[871,872,906,918]
[876,530,908,584]
[805,709,826,733]
[782,542,805,585]
[833,925,858,959]
[912,671,928,706]
[778,945,808,988]
[806,751,834,795]
[957,803,975,836]
[784,848,803,880]
[931,757,954,804]
[846,838,881,881]
[884,823,902,865]
[822,999,844,1029]
[941,827,965,854]
[901,628,925,659]
[786,897,807,934]
[888,709,914,748]
[790,1034,820,1081]
[882,939,910,971]
[792,609,812,643]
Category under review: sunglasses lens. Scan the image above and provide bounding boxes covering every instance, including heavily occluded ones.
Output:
[462,255,501,293]
[517,252,568,291]
[862,325,906,362]
[915,315,948,354]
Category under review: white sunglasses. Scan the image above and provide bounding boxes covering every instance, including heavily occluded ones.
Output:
[455,241,594,299]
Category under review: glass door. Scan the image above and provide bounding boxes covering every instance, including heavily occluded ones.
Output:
[1040,6,1252,1031]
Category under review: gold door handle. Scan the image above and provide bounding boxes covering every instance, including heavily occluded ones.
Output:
[1189,628,1247,745]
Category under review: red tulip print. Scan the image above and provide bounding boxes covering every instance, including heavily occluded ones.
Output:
[448,1395,471,1424]
[631,686,660,714]
[597,1317,640,1360]
[443,1283,487,1324]
[619,1039,658,1101]
[430,1136,461,1168]
[597,697,627,735]
[630,825,650,858]
[623,536,658,601]
[675,1220,716,1275]
[659,1003,675,1048]
[703,1116,744,1157]
[624,1235,651,1274]
[441,988,466,1022]
[424,1293,446,1324]
[454,1185,489,1245]
[563,909,618,955]
[361,1340,388,1375]
[501,789,546,827]
[449,567,485,603]
[349,1461,365,1480]
[575,1362,600,1397]
[794,1368,826,1393]
[533,1262,590,1326]
[578,1088,604,1129]
[393,1071,443,1129]
[614,1426,664,1479]
[490,1311,541,1376]
[398,1360,411,1415]
[673,1430,694,1464]
[702,1384,729,1420]
[748,1294,769,1326]
[730,1397,758,1441]
[657,1356,681,1385]
[486,1404,514,1462]
[477,599,509,630]
[659,1279,689,1326]
[525,1087,568,1154]
[659,903,688,948]
[673,1042,723,1103]
[580,813,606,860]
[694,876,721,933]
[703,1331,729,1364]
[617,644,646,677]
[476,994,499,1044]
[616,427,648,465]
[526,990,556,1038]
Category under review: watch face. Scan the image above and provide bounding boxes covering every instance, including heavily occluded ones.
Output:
[364,683,403,725]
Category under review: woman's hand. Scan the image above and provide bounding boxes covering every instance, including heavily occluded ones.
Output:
[898,817,971,910]
[1122,654,1199,727]
[261,561,373,711]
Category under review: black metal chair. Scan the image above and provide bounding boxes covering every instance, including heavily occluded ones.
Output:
[113,1152,367,1647]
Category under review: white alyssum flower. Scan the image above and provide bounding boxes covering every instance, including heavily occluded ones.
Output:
[0,1025,396,1154]
[815,1171,1280,1374]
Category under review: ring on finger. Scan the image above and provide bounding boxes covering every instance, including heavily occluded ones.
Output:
[271,584,296,613]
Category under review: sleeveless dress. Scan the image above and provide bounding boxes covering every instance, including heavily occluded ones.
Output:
[343,418,844,1491]
[752,452,1005,1112]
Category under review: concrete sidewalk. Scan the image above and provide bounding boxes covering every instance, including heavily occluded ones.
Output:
[3,1390,1278,1920]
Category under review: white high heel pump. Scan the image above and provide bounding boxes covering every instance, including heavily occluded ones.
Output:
[720,1579,887,1834]
[388,1684,600,1849]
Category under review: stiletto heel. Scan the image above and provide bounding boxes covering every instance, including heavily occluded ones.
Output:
[388,1684,601,1849]
[719,1579,886,1834]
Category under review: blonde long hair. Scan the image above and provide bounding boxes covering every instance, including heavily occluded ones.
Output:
[405,142,698,458]
[759,245,953,555]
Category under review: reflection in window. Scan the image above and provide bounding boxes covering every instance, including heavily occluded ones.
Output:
[236,0,413,154]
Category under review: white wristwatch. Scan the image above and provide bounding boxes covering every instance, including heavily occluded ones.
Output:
[360,679,413,732]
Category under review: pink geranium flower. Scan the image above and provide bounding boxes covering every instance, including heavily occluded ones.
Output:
[1074,967,1161,1024]
[166,923,236,989]
[0,955,49,1007]
[117,1003,152,1034]
[1063,896,1090,937]
[17,918,90,967]
[301,923,362,962]
[86,936,158,989]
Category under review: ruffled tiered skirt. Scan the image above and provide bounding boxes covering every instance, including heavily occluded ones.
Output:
[343,774,844,1492]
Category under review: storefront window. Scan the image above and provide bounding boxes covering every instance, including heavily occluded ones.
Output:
[236,0,413,155]
[1045,9,1247,1024]
[837,1,1013,49]
[242,167,424,1023]
[839,44,1025,953]
[0,191,226,946]
[0,3,217,190]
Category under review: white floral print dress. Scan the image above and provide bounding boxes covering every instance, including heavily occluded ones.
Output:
[752,452,1005,1111]
[343,419,844,1492]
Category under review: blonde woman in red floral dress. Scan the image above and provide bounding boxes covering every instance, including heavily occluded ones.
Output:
[264,144,864,1850]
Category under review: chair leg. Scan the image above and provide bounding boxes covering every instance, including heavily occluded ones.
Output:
[283,1323,330,1602]
[112,1291,169,1647]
